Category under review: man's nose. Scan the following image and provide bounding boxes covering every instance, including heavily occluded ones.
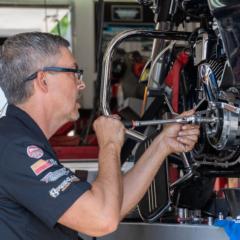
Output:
[77,79,86,90]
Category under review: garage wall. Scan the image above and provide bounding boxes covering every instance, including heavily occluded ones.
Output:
[0,88,7,117]
[0,0,135,109]
[72,0,136,108]
[72,0,96,109]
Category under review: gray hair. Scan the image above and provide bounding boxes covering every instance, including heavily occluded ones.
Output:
[0,32,69,104]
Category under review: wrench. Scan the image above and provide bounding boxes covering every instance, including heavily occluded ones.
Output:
[124,115,218,128]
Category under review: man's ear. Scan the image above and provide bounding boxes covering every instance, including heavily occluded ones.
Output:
[35,71,48,92]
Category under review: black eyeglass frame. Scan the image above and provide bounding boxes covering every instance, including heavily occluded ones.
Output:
[24,67,84,82]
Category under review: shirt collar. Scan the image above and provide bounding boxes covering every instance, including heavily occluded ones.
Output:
[6,104,49,146]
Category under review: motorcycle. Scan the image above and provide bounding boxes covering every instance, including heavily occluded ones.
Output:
[99,0,240,222]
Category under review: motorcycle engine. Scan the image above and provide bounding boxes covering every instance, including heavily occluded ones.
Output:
[191,26,240,168]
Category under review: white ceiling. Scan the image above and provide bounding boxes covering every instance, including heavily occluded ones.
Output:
[0,7,69,36]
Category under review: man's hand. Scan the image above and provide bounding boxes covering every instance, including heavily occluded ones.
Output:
[157,109,200,155]
[93,115,125,150]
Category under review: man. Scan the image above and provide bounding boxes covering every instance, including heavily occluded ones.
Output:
[0,32,199,239]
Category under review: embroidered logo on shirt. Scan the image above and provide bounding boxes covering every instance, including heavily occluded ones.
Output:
[27,145,44,159]
[31,159,53,176]
[49,176,80,198]
[46,159,58,166]
[41,168,70,183]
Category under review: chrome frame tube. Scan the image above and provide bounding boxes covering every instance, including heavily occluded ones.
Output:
[100,29,190,141]
[170,153,193,190]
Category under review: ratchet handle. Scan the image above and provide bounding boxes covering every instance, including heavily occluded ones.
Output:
[123,119,187,128]
[123,116,217,128]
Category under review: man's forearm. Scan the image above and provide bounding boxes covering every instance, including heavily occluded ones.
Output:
[58,142,123,236]
[93,143,123,220]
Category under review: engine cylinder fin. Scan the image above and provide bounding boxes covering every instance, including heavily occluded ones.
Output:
[208,59,225,84]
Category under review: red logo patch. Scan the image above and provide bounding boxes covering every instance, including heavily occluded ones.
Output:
[27,145,44,159]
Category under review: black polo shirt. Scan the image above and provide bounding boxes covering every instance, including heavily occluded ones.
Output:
[0,105,91,240]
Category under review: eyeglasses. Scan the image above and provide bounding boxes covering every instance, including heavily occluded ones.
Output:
[24,66,84,82]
